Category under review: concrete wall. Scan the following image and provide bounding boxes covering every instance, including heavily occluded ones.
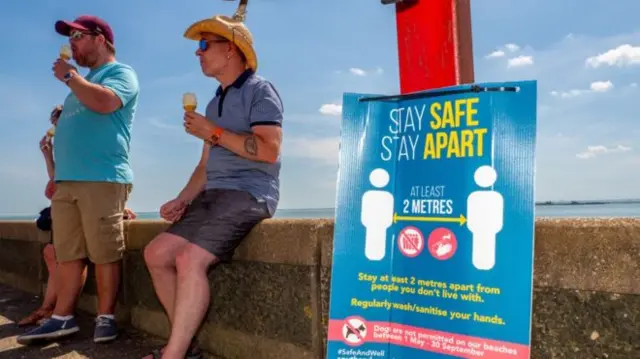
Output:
[0,218,638,358]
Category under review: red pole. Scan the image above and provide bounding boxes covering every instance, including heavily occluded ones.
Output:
[393,0,475,93]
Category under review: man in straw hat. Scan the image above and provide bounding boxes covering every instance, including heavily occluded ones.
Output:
[18,15,139,346]
[142,2,284,358]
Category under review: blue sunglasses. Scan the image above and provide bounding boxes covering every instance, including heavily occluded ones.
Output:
[199,38,229,51]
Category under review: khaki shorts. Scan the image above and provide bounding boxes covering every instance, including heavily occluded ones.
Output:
[51,181,132,264]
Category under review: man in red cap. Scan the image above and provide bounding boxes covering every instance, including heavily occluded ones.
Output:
[18,15,139,346]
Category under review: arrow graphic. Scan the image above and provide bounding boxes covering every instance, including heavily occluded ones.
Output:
[393,213,467,226]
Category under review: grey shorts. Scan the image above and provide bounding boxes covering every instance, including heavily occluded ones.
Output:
[165,188,271,262]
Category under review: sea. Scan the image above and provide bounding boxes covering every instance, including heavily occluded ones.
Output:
[2,202,640,221]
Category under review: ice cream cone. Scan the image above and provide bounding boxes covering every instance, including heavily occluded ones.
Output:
[46,126,56,138]
[60,44,72,60]
[182,93,197,112]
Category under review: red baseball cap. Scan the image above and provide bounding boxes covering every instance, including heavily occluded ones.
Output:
[55,15,115,45]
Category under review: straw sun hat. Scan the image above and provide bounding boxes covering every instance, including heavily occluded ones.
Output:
[183,0,258,71]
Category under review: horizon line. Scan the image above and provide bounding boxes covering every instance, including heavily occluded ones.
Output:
[1,198,638,217]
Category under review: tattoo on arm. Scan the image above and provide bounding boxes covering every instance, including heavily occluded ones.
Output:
[244,135,258,156]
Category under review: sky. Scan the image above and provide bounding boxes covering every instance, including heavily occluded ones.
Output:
[1,0,639,215]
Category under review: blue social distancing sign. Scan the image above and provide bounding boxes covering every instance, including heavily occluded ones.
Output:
[327,81,537,359]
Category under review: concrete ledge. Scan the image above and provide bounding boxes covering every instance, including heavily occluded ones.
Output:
[125,219,325,266]
[0,220,42,243]
[531,286,639,357]
[124,249,319,354]
[319,218,640,294]
[1,218,638,358]
[131,307,315,359]
[532,218,640,294]
[0,236,45,295]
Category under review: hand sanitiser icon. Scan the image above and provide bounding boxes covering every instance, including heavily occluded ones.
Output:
[466,165,504,270]
[361,168,394,261]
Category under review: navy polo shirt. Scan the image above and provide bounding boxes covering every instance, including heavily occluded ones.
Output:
[204,70,284,216]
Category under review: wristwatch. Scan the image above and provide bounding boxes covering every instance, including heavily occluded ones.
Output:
[209,127,224,146]
[63,71,75,84]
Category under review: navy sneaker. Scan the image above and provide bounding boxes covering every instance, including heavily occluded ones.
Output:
[16,317,79,345]
[94,316,118,343]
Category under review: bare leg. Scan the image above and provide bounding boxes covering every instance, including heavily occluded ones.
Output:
[43,245,87,307]
[80,264,88,293]
[95,261,121,315]
[18,245,57,326]
[162,244,216,359]
[41,244,58,309]
[53,259,86,316]
[143,233,190,327]
[41,248,87,318]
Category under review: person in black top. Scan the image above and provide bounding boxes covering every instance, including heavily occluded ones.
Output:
[18,107,64,326]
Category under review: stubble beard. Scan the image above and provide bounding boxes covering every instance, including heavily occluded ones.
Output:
[74,51,98,68]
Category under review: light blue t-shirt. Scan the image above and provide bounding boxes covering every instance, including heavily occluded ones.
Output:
[54,61,139,184]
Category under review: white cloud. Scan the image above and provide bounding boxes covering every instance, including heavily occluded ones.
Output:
[590,80,614,92]
[486,43,520,59]
[550,80,615,98]
[485,50,505,59]
[505,43,520,52]
[551,81,614,98]
[349,68,368,76]
[473,31,640,200]
[550,89,587,98]
[345,67,384,77]
[319,103,342,116]
[283,137,340,165]
[585,44,640,68]
[576,145,631,159]
[485,44,520,59]
[507,55,534,68]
